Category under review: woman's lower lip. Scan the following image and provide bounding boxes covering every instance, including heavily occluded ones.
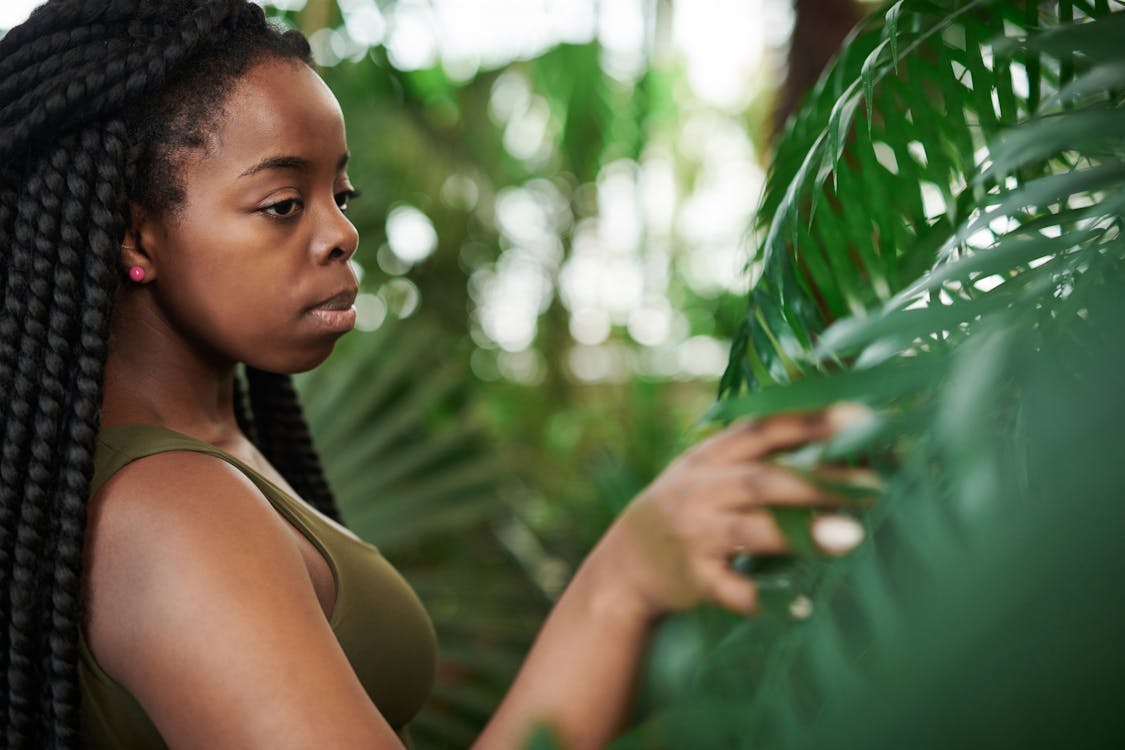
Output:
[307,306,357,332]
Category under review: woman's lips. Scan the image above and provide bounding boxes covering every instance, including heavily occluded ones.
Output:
[307,288,358,332]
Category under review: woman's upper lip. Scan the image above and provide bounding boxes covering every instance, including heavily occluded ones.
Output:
[309,287,358,311]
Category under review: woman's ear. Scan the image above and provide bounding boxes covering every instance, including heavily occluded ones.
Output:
[120,203,157,284]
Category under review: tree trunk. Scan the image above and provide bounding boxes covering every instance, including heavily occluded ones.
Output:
[772,0,865,142]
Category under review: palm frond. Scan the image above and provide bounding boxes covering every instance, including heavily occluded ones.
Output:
[623,2,1125,746]
[297,322,548,748]
[722,0,1121,397]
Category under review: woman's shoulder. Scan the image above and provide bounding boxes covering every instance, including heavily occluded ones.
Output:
[83,448,306,674]
[91,439,266,515]
[82,443,397,748]
[86,436,287,575]
[85,445,305,607]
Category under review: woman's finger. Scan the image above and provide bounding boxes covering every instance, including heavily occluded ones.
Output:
[724,511,789,555]
[721,510,865,558]
[810,463,886,503]
[692,403,874,464]
[783,464,883,507]
[707,565,759,615]
[707,464,847,510]
[809,464,883,490]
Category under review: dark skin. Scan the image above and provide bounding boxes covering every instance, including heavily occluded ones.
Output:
[84,58,871,749]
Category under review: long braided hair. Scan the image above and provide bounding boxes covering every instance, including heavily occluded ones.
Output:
[0,2,341,746]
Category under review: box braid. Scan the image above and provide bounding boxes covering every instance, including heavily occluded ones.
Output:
[244,367,340,522]
[0,2,341,747]
[230,368,338,521]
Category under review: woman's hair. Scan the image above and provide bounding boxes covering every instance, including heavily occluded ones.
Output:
[0,2,341,746]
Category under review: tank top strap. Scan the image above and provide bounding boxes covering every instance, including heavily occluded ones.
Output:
[93,424,232,493]
[92,424,294,515]
[92,423,335,560]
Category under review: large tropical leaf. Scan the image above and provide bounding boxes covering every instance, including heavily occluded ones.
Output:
[721,0,1123,396]
[618,2,1125,747]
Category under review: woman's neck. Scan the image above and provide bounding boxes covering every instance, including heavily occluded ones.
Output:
[100,291,241,445]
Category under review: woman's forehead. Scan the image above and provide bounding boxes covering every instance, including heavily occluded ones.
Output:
[193,58,347,178]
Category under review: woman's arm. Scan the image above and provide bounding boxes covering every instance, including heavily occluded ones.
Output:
[471,539,654,749]
[475,406,871,748]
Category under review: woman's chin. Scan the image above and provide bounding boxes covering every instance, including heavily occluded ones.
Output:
[246,339,344,375]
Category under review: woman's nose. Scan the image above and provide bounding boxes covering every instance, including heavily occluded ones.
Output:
[314,205,359,264]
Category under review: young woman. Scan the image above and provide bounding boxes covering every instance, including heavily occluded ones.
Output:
[0,2,868,748]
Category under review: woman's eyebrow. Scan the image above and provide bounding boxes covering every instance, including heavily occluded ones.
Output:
[239,152,350,178]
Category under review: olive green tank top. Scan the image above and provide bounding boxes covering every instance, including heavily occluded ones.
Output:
[79,424,437,749]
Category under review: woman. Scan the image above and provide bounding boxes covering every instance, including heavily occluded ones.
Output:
[0,2,868,748]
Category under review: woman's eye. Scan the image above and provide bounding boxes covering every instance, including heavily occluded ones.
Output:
[335,189,361,212]
[264,199,302,218]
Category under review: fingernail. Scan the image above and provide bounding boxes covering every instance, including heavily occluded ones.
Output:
[826,402,876,432]
[811,515,865,556]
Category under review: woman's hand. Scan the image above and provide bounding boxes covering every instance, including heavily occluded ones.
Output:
[588,404,875,621]
[476,404,877,749]
[474,404,877,750]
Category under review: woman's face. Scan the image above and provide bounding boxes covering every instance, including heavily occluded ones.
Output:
[136,57,360,374]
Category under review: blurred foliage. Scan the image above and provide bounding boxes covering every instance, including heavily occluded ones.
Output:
[613,0,1125,747]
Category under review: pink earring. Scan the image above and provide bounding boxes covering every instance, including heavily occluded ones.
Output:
[128,266,146,283]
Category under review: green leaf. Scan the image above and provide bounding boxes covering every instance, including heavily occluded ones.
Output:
[885,0,906,71]
[959,162,1125,244]
[1046,59,1125,108]
[886,229,1095,310]
[770,508,820,559]
[827,83,863,177]
[1011,9,1125,65]
[705,356,940,424]
[860,39,890,126]
[983,108,1125,180]
[816,292,1012,360]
